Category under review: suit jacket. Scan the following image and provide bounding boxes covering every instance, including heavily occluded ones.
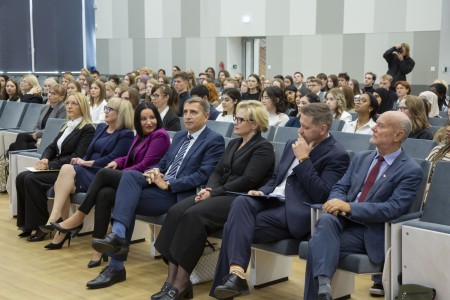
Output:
[84,123,134,169]
[21,94,43,104]
[329,150,422,264]
[259,135,349,239]
[41,123,96,170]
[158,127,225,201]
[284,116,300,128]
[163,109,181,131]
[208,133,274,196]
[34,102,67,138]
[114,128,170,172]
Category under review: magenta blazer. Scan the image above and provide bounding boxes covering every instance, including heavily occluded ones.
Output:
[114,128,170,172]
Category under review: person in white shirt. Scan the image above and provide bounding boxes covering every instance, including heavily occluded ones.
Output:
[342,93,379,134]
[260,86,289,127]
[215,88,241,123]
[325,88,352,122]
[89,80,107,123]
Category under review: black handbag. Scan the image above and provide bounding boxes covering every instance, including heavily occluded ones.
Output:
[395,284,436,300]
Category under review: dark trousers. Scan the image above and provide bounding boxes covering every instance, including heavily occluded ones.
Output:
[9,133,37,153]
[209,195,293,296]
[78,168,122,239]
[155,194,236,274]
[303,213,367,300]
[16,170,59,230]
[109,170,177,261]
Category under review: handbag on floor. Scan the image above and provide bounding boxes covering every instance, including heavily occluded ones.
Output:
[190,239,219,285]
[395,284,436,300]
[0,153,9,192]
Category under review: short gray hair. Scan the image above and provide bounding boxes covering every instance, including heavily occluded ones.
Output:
[184,97,210,114]
[398,117,412,142]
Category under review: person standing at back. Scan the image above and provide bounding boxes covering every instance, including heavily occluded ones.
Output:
[383,43,415,90]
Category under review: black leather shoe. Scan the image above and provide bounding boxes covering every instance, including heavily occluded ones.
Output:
[151,282,172,300]
[86,266,126,289]
[318,292,332,300]
[369,283,384,296]
[158,281,193,300]
[91,233,129,255]
[213,273,249,299]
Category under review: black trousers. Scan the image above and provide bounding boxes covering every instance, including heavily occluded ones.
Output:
[9,133,37,153]
[16,170,59,230]
[78,168,122,239]
[154,194,236,274]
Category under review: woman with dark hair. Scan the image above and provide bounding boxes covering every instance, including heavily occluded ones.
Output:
[67,80,82,96]
[284,85,298,116]
[216,88,241,122]
[123,73,135,86]
[242,74,261,101]
[261,86,289,127]
[285,93,321,128]
[120,87,140,109]
[150,84,180,131]
[342,93,379,134]
[327,74,339,91]
[398,95,433,139]
[1,79,21,101]
[51,102,170,265]
[373,87,393,114]
[348,79,361,97]
[0,74,9,96]
[429,83,448,111]
[152,100,274,300]
[283,75,294,87]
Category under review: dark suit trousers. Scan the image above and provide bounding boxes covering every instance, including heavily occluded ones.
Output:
[155,194,236,274]
[303,213,367,300]
[110,170,177,261]
[9,133,36,152]
[16,171,59,230]
[78,168,123,239]
[210,195,292,296]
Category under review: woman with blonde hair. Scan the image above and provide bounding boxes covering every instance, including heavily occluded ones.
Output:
[325,88,352,122]
[40,97,135,248]
[20,74,43,103]
[16,92,95,241]
[398,95,433,139]
[104,81,116,101]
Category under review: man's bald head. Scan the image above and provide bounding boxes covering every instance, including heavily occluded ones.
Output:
[371,111,412,155]
[382,111,412,141]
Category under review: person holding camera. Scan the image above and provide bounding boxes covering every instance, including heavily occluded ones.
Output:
[383,43,415,90]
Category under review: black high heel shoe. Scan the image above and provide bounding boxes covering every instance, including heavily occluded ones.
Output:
[51,222,83,235]
[40,217,63,234]
[18,231,32,238]
[87,253,109,268]
[44,232,71,250]
[26,229,50,242]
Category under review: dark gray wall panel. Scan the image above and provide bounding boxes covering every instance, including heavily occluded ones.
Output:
[412,31,440,85]
[266,36,283,79]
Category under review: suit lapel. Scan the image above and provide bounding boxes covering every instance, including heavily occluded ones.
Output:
[60,127,80,150]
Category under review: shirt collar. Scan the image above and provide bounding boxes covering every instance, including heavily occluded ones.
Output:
[376,148,402,166]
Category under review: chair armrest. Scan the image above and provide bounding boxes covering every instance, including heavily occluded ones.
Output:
[389,212,423,224]
[9,149,38,155]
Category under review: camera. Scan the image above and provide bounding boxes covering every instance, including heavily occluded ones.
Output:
[397,47,403,54]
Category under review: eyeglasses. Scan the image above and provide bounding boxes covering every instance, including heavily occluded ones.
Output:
[151,93,166,99]
[354,98,368,104]
[233,116,253,124]
[104,106,116,113]
[397,106,408,111]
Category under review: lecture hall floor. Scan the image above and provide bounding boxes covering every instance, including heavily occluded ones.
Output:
[0,194,376,299]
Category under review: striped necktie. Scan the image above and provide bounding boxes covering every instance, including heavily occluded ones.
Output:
[164,135,193,180]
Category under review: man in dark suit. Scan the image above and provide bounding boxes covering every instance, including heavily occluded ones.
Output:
[303,111,423,300]
[211,103,350,299]
[87,97,225,289]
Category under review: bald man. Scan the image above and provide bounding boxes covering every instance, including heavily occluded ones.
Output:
[304,111,423,300]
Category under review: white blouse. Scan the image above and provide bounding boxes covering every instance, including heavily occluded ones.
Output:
[215,114,234,123]
[342,118,377,135]
[268,112,289,127]
[90,99,107,123]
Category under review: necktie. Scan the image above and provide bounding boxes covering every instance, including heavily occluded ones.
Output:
[358,156,384,202]
[164,135,193,180]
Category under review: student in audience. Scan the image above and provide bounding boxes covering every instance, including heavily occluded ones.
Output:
[284,75,294,88]
[104,81,116,101]
[420,91,440,118]
[340,85,355,113]
[349,79,361,97]
[123,73,135,86]
[263,78,272,88]
[38,98,134,248]
[215,88,241,123]
[158,75,170,85]
[108,75,120,86]
[342,93,379,134]
[136,75,148,98]
[235,73,243,86]
[51,102,169,266]
[1,79,21,101]
[429,83,448,111]
[205,83,220,107]
[173,72,191,116]
[374,87,393,114]
[327,74,339,91]
[272,78,285,90]
[90,70,100,81]
[285,93,321,128]
[308,78,325,101]
[9,84,67,152]
[153,101,275,300]
[212,103,350,299]
[186,69,197,90]
[61,73,75,87]
[83,76,94,97]
[88,98,225,289]
[89,80,107,123]
[337,72,350,87]
[20,74,43,103]
[398,95,433,139]
[114,83,128,98]
[427,125,450,176]
[0,74,8,96]
[150,84,181,131]
[191,85,220,120]
[261,86,289,127]
[67,80,82,95]
[394,80,411,106]
[325,88,352,122]
[120,87,140,109]
[316,73,328,92]
[284,85,298,116]
[363,72,376,93]
[242,74,261,101]
[304,111,422,300]
[240,80,249,94]
[16,93,95,241]
[205,67,217,85]
[144,78,158,102]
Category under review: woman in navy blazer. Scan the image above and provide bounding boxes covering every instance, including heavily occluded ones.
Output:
[40,97,135,248]
[16,93,95,241]
[52,103,170,266]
